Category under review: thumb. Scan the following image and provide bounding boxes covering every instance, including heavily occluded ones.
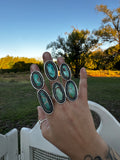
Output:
[78,67,88,103]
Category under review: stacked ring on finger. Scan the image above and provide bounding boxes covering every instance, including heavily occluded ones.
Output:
[44,60,66,104]
[37,89,54,114]
[60,63,71,80]
[30,70,54,114]
[52,82,66,104]
[60,63,78,101]
[44,60,58,81]
[30,71,44,90]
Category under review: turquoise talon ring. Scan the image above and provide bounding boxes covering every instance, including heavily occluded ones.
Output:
[52,82,66,104]
[60,63,71,80]
[44,60,58,81]
[65,80,78,101]
[30,71,44,90]
[37,89,54,114]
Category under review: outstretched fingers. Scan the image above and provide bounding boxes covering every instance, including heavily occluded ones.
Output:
[78,67,88,104]
[30,63,54,116]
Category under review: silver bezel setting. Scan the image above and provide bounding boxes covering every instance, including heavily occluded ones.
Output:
[65,80,78,101]
[44,60,58,81]
[52,82,66,104]
[37,89,54,114]
[30,71,44,90]
[60,63,71,80]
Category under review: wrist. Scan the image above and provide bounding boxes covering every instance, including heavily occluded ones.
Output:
[70,133,108,160]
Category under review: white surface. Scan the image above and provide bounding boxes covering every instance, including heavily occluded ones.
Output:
[0,129,18,160]
[88,101,120,154]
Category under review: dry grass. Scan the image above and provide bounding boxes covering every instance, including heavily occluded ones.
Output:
[87,70,120,77]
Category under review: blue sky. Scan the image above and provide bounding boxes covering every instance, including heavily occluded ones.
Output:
[0,0,119,59]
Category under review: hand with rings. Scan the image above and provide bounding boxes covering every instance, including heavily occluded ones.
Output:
[30,52,109,160]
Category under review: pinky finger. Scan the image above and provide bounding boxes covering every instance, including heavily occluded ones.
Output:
[37,106,50,137]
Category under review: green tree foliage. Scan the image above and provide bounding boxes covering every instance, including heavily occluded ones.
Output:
[94,5,120,52]
[103,44,120,70]
[85,49,103,70]
[85,45,120,70]
[12,61,32,72]
[47,27,98,77]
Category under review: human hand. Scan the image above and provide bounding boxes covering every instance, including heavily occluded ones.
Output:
[30,52,108,160]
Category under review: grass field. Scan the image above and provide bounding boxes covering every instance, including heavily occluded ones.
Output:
[0,72,120,135]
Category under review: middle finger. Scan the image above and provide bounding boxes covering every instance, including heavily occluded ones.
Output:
[43,52,59,88]
[43,52,66,104]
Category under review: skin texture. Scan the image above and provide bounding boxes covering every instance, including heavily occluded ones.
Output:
[30,52,120,160]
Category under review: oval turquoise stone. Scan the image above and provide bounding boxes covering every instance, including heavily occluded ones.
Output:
[31,71,44,90]
[66,80,78,101]
[37,89,53,114]
[47,63,55,78]
[33,73,41,86]
[44,61,58,81]
[60,63,71,80]
[53,82,66,103]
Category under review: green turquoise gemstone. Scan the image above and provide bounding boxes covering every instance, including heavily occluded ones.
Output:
[66,80,78,101]
[55,84,63,100]
[41,92,51,110]
[31,71,44,90]
[37,89,53,114]
[68,82,76,98]
[53,82,66,103]
[63,65,69,78]
[44,61,58,81]
[47,63,56,78]
[33,73,41,87]
[60,63,71,80]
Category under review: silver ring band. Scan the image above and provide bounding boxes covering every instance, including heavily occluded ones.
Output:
[39,118,48,129]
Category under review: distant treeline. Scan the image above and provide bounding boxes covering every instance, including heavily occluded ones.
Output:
[0,55,43,73]
[0,46,120,74]
[84,45,120,70]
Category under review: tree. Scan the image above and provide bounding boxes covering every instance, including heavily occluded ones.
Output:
[85,49,104,70]
[94,5,120,53]
[47,27,98,77]
[103,44,120,70]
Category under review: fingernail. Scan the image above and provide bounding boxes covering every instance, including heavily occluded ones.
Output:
[42,52,52,61]
[37,106,41,111]
[82,67,86,73]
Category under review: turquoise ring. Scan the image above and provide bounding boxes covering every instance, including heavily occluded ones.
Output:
[60,63,71,80]
[52,82,66,104]
[44,60,58,81]
[65,80,78,101]
[30,71,44,90]
[37,89,54,114]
